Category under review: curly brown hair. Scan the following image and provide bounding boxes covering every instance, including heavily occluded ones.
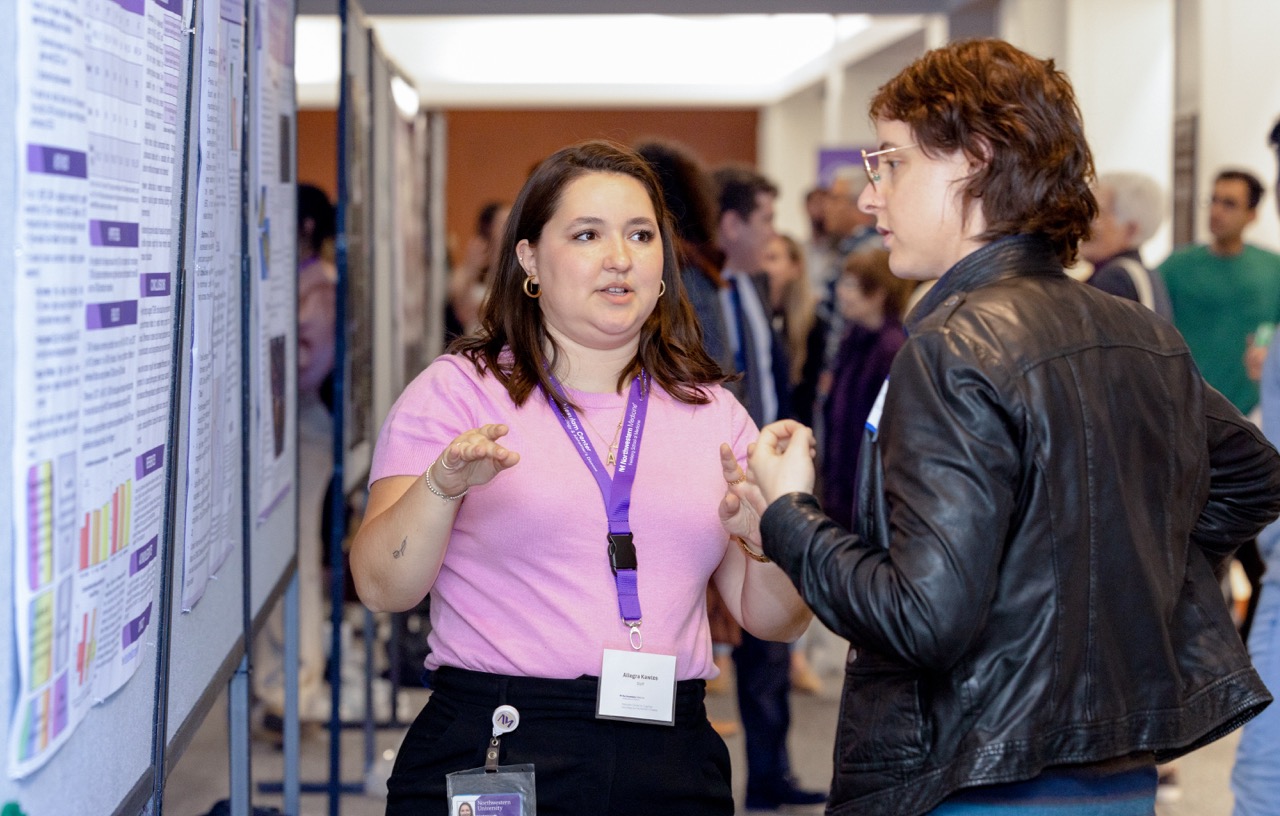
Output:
[869,38,1097,266]
[450,140,725,409]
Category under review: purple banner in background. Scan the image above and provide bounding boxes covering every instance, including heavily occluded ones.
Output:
[152,0,182,14]
[89,220,139,248]
[27,145,88,179]
[135,445,164,479]
[140,273,171,297]
[85,300,138,330]
[110,0,145,14]
[121,603,152,648]
[817,147,867,189]
[131,537,158,575]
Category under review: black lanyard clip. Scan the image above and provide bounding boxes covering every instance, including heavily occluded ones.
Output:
[608,533,637,574]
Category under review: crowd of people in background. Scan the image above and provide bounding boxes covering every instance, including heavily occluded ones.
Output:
[260,37,1280,816]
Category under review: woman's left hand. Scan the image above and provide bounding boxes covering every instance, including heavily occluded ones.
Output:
[718,442,768,546]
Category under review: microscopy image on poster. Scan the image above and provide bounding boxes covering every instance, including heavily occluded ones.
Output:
[8,0,187,778]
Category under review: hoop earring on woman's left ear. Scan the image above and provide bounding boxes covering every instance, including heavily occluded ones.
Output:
[658,280,666,297]
[523,276,541,299]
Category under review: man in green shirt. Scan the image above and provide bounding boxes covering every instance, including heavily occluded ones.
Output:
[1160,169,1280,414]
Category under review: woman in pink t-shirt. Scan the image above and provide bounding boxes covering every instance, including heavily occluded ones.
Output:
[351,141,813,816]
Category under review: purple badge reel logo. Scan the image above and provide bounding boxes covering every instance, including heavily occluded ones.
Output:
[446,705,536,814]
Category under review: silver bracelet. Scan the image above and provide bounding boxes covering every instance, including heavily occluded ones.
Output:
[424,459,469,502]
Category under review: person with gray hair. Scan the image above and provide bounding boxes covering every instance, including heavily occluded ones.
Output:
[1080,171,1172,319]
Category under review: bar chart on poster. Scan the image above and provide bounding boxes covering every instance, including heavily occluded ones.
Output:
[0,0,437,809]
[0,0,299,811]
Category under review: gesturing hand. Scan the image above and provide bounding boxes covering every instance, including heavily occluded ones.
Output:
[429,424,521,497]
[718,442,769,547]
[748,420,817,505]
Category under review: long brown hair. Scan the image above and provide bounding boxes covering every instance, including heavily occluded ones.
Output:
[869,38,1097,266]
[450,140,726,409]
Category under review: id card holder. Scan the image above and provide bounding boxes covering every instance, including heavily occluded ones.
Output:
[446,705,536,816]
[446,766,534,816]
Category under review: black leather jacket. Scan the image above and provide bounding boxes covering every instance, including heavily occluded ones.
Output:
[761,235,1280,815]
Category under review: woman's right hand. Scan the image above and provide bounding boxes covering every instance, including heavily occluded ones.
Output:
[429,423,521,496]
[352,423,520,612]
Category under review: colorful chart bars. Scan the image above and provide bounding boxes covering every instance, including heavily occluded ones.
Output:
[79,480,133,569]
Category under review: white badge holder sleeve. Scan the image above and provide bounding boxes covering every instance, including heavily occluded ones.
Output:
[445,705,536,816]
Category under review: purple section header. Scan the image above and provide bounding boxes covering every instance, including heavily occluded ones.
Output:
[52,675,68,736]
[121,602,152,648]
[152,0,182,14]
[131,536,158,575]
[140,273,171,298]
[110,0,145,15]
[136,445,164,479]
[85,300,139,330]
[221,0,241,23]
[89,220,140,248]
[27,144,88,179]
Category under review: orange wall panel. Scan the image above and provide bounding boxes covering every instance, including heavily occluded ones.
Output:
[297,109,339,202]
[444,108,758,264]
[295,106,759,268]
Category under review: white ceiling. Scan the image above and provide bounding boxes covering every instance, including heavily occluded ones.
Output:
[294,12,938,109]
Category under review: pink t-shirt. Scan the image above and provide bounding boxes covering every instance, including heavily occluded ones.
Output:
[370,354,757,681]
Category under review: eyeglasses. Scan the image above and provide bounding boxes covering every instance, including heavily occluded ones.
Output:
[861,144,918,191]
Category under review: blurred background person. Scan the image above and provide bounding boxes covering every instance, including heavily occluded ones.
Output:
[445,200,510,340]
[761,233,821,426]
[1080,171,1171,319]
[820,248,913,532]
[1229,115,1280,816]
[803,186,833,299]
[635,139,740,732]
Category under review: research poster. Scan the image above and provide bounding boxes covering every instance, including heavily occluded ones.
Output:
[8,0,187,777]
[250,0,296,523]
[181,0,245,609]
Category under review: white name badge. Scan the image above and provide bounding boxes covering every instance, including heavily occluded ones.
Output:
[865,377,889,435]
[596,649,678,725]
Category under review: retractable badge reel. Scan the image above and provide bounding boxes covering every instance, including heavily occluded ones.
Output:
[445,705,537,815]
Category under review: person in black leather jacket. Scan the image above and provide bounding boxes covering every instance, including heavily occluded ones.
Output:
[737,39,1280,816]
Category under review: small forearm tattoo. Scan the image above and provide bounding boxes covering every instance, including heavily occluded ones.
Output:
[392,537,407,559]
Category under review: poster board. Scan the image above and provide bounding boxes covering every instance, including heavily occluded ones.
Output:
[1,0,193,810]
[1,0,301,809]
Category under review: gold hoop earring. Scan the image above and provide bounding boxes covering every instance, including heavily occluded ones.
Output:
[658,280,666,297]
[523,276,541,299]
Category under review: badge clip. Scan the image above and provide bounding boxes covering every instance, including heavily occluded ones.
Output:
[608,533,637,575]
[485,705,520,772]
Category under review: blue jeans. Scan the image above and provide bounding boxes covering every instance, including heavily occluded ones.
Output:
[926,766,1156,815]
[928,804,1153,815]
[1231,580,1280,816]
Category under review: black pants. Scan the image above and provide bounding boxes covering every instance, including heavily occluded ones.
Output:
[733,631,794,797]
[386,667,733,816]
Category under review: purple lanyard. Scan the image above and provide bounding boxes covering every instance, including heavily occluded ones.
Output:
[548,372,649,648]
